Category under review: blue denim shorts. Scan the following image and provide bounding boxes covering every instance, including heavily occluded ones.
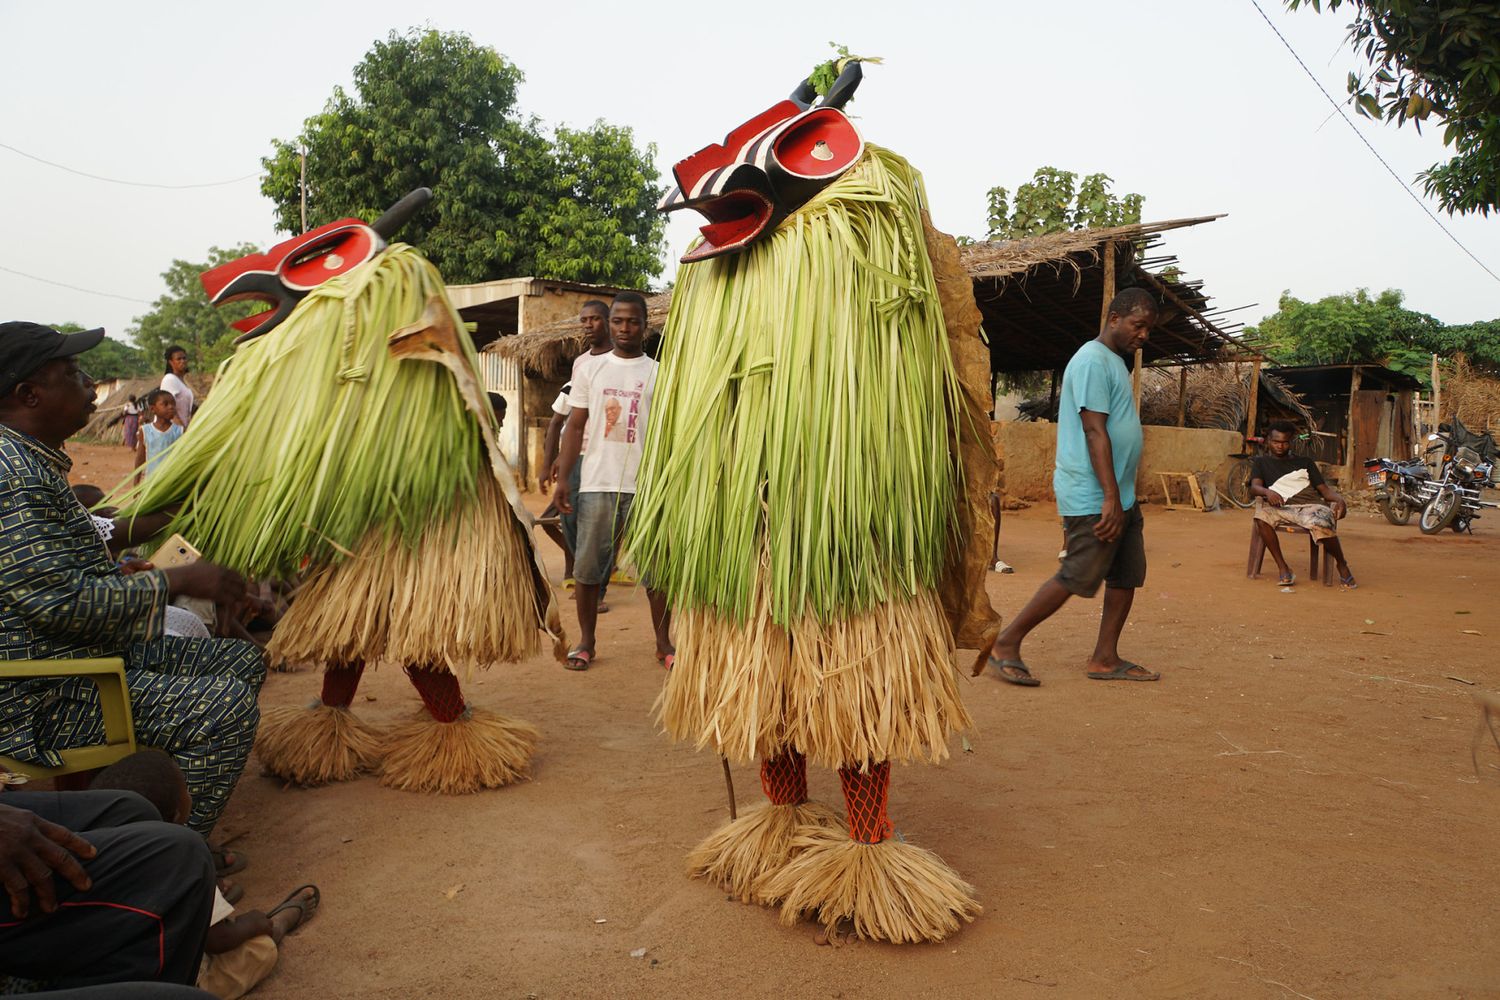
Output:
[573,491,633,585]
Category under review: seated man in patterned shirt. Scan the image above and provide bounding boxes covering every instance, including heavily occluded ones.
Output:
[0,322,265,836]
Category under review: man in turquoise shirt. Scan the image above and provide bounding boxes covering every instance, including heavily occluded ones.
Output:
[987,288,1161,686]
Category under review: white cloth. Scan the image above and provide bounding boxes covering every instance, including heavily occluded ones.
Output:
[165,604,212,638]
[1267,469,1310,502]
[161,373,195,426]
[210,886,235,926]
[568,353,657,495]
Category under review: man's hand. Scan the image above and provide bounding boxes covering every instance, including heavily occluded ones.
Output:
[0,803,96,918]
[1093,497,1125,542]
[552,479,572,515]
[1331,496,1347,519]
[539,459,561,494]
[117,558,154,576]
[163,561,247,607]
[1263,490,1285,508]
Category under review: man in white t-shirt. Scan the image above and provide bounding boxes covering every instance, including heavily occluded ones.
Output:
[160,344,195,427]
[540,301,613,588]
[553,292,673,671]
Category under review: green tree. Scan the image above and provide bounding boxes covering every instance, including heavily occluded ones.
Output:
[1246,287,1500,382]
[985,167,1144,241]
[48,323,152,378]
[261,28,665,287]
[129,244,261,373]
[1287,0,1500,215]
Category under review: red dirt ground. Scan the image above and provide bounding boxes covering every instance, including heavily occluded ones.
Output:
[67,441,1500,999]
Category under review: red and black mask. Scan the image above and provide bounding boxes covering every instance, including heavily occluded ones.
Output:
[660,62,865,263]
[200,188,432,343]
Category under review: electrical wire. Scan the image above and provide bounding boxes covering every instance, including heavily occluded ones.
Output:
[0,264,153,304]
[0,140,257,190]
[1247,0,1500,284]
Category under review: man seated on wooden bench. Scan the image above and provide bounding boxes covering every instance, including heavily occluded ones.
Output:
[1249,420,1357,589]
[0,322,265,837]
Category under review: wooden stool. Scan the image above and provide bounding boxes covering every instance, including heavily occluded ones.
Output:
[1246,521,1336,586]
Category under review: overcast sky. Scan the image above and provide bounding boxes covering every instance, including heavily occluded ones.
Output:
[3,0,1497,348]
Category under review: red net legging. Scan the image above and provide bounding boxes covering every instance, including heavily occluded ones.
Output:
[403,667,468,723]
[320,663,364,707]
[760,751,808,806]
[838,761,893,844]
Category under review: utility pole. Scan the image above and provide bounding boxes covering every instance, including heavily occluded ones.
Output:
[299,145,308,234]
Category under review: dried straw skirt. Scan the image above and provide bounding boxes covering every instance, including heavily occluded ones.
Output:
[658,584,971,769]
[268,472,545,672]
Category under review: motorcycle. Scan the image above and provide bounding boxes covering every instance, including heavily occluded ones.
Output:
[1419,417,1500,534]
[1363,454,1435,525]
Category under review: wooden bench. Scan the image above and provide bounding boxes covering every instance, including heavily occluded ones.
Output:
[1246,522,1336,586]
[0,658,136,782]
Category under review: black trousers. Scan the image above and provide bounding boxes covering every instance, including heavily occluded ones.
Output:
[0,790,214,990]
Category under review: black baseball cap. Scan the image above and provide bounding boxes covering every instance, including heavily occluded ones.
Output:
[0,322,105,396]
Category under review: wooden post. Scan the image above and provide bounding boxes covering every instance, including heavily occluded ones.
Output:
[1431,353,1441,425]
[1245,357,1262,441]
[1176,367,1188,427]
[1345,366,1363,488]
[1099,240,1116,331]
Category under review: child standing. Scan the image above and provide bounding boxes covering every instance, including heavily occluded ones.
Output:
[135,388,184,484]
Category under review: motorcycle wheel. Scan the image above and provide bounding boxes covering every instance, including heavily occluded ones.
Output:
[1420,489,1460,534]
[1381,496,1412,525]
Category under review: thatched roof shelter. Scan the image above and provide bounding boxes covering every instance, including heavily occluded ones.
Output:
[962,215,1255,374]
[1138,364,1315,431]
[77,373,215,443]
[484,292,670,377]
[482,216,1251,382]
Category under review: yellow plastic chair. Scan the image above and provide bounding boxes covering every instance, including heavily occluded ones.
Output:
[0,658,136,780]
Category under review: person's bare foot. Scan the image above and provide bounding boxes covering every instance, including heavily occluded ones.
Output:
[267,885,319,943]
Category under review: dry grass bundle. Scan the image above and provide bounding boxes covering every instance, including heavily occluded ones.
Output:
[378,707,539,794]
[1137,364,1316,431]
[255,704,384,786]
[1440,356,1500,432]
[657,570,792,763]
[268,473,541,672]
[786,588,971,770]
[77,374,215,443]
[760,832,981,943]
[659,583,971,768]
[686,801,845,904]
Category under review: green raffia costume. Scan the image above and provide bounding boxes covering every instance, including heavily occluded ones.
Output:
[118,245,563,793]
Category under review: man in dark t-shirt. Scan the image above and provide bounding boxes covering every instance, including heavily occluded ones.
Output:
[1248,421,1355,587]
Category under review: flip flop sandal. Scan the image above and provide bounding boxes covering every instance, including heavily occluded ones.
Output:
[565,649,594,671]
[597,602,611,614]
[211,847,247,877]
[1277,572,1295,587]
[659,653,675,671]
[266,883,320,934]
[989,656,1040,687]
[1340,573,1358,589]
[1088,661,1161,682]
[219,880,244,906]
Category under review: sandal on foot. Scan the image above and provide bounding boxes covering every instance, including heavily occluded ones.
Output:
[266,883,320,933]
[1340,573,1358,589]
[211,847,247,877]
[1277,571,1295,587]
[989,656,1040,687]
[1088,661,1161,682]
[565,649,594,671]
